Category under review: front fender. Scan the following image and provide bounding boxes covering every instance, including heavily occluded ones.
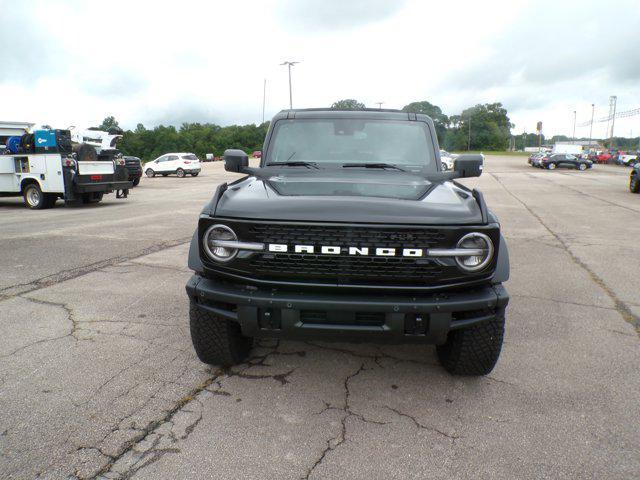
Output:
[187,229,204,273]
[493,234,510,284]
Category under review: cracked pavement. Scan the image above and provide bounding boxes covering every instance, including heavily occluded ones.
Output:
[1,159,639,479]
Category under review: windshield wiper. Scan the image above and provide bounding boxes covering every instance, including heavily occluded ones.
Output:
[342,163,406,172]
[266,161,319,169]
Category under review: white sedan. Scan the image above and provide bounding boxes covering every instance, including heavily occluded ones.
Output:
[144,153,201,178]
[439,150,457,171]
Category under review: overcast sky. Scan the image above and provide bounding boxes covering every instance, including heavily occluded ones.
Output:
[2,0,639,139]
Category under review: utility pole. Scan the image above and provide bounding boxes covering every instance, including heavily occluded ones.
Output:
[605,95,615,148]
[375,102,384,109]
[467,114,472,151]
[536,121,543,151]
[609,95,617,149]
[262,79,267,124]
[280,61,300,109]
[588,103,594,151]
[572,110,576,144]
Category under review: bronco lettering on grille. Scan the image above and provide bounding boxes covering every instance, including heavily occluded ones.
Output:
[267,244,424,257]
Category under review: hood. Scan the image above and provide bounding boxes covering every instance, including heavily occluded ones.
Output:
[213,169,483,225]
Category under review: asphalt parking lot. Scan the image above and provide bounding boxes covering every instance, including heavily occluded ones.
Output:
[1,157,639,479]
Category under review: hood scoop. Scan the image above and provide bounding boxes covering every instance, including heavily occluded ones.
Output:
[266,171,432,200]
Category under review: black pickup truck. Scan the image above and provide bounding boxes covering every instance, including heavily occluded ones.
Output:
[186,109,510,376]
[123,156,143,186]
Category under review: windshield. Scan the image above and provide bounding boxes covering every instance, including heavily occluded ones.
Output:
[267,119,435,171]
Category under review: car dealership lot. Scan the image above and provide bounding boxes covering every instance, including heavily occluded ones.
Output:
[0,158,638,479]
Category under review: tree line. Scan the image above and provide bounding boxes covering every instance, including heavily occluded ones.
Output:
[332,99,513,151]
[93,116,269,161]
[97,98,515,161]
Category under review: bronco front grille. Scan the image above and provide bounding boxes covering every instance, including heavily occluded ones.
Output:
[249,224,446,249]
[201,220,499,287]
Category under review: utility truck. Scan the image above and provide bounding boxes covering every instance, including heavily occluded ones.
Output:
[0,128,132,209]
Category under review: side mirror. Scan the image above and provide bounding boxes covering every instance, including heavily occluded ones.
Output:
[454,154,484,178]
[224,149,249,173]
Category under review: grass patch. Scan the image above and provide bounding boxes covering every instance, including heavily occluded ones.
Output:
[451,150,530,156]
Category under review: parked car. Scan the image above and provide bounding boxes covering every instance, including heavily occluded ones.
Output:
[439,150,456,170]
[540,153,593,171]
[123,156,143,186]
[528,153,545,167]
[252,151,262,159]
[630,162,640,193]
[596,152,612,164]
[144,153,201,178]
[617,154,638,167]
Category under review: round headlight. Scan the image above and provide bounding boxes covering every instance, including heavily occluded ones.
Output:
[203,224,238,262]
[455,232,494,272]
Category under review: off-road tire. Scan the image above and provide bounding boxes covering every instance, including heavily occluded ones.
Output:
[75,143,98,162]
[630,176,640,193]
[146,169,155,178]
[176,168,185,178]
[189,302,252,366]
[547,163,557,170]
[578,163,587,171]
[436,313,505,376]
[132,177,140,186]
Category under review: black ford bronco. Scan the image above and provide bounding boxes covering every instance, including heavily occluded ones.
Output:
[186,109,509,375]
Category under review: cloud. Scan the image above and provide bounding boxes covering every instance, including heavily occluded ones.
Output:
[275,0,407,32]
[437,0,640,100]
[0,3,64,82]
[1,0,638,138]
[80,73,150,98]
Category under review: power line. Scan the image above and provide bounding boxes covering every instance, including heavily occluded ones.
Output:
[577,104,640,127]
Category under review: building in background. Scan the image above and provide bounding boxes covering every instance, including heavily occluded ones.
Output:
[0,121,35,147]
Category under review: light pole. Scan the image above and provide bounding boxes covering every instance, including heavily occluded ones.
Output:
[609,95,617,149]
[588,103,594,151]
[572,110,576,144]
[280,61,299,109]
[262,79,267,124]
[467,113,472,151]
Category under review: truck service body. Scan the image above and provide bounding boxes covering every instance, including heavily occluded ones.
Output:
[0,152,132,208]
[186,109,510,376]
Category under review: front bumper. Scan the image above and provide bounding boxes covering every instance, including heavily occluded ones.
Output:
[75,180,133,193]
[186,275,509,344]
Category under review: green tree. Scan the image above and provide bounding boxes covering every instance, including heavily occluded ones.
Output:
[118,122,270,161]
[331,99,366,110]
[401,101,449,144]
[445,103,513,151]
[91,116,120,132]
[514,132,545,150]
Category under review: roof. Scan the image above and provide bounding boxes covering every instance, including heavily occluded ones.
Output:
[0,121,35,128]
[0,121,36,138]
[273,108,432,122]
